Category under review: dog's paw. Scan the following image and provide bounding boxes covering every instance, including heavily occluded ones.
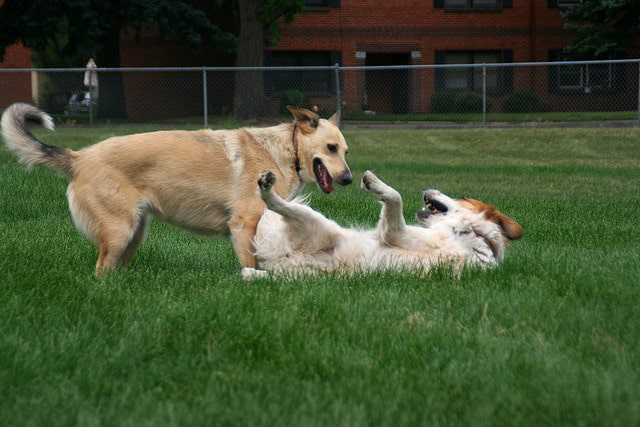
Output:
[361,171,399,202]
[241,267,269,281]
[258,170,276,191]
[361,170,380,192]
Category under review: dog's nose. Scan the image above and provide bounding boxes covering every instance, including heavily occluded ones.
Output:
[338,171,353,186]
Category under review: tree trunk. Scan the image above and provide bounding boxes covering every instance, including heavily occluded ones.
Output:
[234,0,272,119]
[94,1,127,119]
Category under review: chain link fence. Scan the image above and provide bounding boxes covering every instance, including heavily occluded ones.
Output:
[1,59,639,127]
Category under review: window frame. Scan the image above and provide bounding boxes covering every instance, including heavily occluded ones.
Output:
[549,0,582,9]
[435,50,514,95]
[303,0,340,10]
[434,0,512,11]
[264,50,341,96]
[548,51,617,93]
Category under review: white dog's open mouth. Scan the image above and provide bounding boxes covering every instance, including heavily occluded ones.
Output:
[417,193,449,221]
[313,158,334,193]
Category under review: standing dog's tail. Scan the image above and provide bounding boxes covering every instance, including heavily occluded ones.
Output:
[1,103,73,177]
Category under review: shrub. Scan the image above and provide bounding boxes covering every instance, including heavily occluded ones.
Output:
[455,91,485,113]
[431,90,489,114]
[502,90,543,113]
[430,91,459,114]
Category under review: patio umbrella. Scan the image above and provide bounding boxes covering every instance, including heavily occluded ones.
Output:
[84,58,98,99]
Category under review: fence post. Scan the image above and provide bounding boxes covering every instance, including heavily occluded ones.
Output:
[482,63,487,128]
[334,63,342,128]
[203,67,208,128]
[637,60,640,127]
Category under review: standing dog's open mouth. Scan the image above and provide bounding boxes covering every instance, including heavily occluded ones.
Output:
[314,158,334,193]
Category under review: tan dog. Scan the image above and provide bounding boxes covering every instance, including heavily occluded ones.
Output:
[1,103,352,273]
[242,170,521,279]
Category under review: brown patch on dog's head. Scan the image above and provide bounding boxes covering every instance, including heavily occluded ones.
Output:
[460,197,523,240]
[288,106,319,131]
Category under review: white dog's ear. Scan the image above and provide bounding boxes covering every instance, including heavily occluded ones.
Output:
[288,106,319,131]
[498,215,523,241]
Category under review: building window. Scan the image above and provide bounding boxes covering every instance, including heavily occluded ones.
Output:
[303,0,340,8]
[265,51,341,95]
[549,0,582,8]
[435,50,513,94]
[434,0,512,11]
[549,51,617,92]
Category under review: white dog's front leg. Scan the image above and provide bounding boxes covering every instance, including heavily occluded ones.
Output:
[361,170,406,245]
[258,170,338,249]
[258,170,305,218]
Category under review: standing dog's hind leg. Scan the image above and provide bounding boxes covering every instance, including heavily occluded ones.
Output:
[118,213,150,268]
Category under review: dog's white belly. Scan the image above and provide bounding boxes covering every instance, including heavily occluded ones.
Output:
[333,238,431,272]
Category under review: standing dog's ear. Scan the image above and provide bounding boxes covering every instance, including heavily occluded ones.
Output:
[328,110,340,126]
[287,106,319,131]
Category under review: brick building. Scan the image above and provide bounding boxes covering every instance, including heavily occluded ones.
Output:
[268,0,630,114]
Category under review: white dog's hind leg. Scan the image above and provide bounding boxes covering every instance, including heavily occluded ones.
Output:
[361,170,407,245]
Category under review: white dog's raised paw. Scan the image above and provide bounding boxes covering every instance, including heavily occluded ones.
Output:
[361,170,399,202]
[361,170,377,191]
[241,267,269,281]
[258,170,276,191]
[361,170,384,193]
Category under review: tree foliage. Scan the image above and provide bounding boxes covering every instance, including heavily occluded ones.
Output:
[562,0,640,58]
[0,0,236,67]
[0,0,308,119]
[258,0,306,47]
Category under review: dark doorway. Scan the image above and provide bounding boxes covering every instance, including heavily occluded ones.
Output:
[365,53,410,114]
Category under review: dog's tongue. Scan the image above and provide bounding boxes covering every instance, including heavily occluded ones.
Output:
[321,169,334,193]
[317,162,334,193]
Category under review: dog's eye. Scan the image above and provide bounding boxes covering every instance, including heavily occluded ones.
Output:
[327,144,337,153]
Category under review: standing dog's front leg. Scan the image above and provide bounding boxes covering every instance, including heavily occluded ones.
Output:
[361,170,407,246]
[229,210,261,269]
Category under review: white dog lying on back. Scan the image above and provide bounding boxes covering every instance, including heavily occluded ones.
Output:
[242,170,522,279]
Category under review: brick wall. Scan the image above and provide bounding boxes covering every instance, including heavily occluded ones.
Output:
[0,0,33,108]
[0,45,33,108]
[277,1,571,64]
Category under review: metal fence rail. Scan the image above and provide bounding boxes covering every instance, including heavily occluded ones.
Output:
[1,59,639,127]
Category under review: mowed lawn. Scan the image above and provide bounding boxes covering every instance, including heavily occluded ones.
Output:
[1,123,639,426]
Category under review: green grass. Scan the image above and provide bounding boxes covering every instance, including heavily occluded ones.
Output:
[1,125,639,426]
